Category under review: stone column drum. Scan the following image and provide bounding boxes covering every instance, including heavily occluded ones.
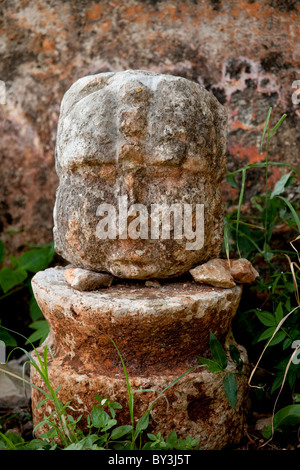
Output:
[31,71,248,449]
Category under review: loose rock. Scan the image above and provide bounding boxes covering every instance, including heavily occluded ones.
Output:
[0,355,31,408]
[190,258,236,288]
[145,280,161,287]
[230,258,259,284]
[64,267,114,291]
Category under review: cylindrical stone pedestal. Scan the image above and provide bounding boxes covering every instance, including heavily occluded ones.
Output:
[31,267,248,449]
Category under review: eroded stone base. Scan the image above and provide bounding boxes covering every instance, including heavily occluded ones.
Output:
[30,267,248,449]
[31,343,248,450]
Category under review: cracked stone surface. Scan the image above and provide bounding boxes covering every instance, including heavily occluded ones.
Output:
[31,267,242,375]
[31,344,248,450]
[53,70,227,279]
[31,267,248,449]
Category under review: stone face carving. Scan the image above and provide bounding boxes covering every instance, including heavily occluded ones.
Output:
[53,70,227,279]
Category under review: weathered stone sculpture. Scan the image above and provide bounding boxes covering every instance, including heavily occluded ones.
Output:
[31,70,249,450]
[53,70,227,279]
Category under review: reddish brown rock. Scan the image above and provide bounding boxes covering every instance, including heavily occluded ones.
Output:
[31,341,248,450]
[31,267,242,374]
[230,258,259,284]
[190,259,236,288]
[30,267,247,449]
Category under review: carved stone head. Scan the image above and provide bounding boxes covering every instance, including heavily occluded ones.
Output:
[53,70,227,279]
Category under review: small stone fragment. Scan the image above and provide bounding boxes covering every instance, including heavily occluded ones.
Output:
[0,355,31,408]
[145,280,161,288]
[190,259,236,288]
[230,258,259,284]
[64,267,113,291]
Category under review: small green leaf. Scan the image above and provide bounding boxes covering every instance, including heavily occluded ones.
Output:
[282,338,293,350]
[229,345,243,372]
[166,430,178,448]
[36,398,50,410]
[262,404,300,439]
[91,406,116,430]
[256,310,277,327]
[251,196,263,212]
[275,303,284,324]
[40,428,57,440]
[4,431,24,445]
[277,196,300,232]
[136,411,150,434]
[224,372,237,410]
[110,425,133,440]
[29,295,43,321]
[0,326,17,347]
[270,172,293,199]
[0,267,27,293]
[257,326,276,342]
[25,320,50,345]
[209,332,227,370]
[9,255,20,269]
[226,174,239,189]
[19,245,55,273]
[268,330,286,346]
[109,401,122,410]
[94,394,103,402]
[197,357,223,374]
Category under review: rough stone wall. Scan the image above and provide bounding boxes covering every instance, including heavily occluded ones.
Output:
[1,0,300,255]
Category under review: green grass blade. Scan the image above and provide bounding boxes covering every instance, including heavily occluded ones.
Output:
[277,196,300,232]
[270,114,287,138]
[104,335,134,426]
[260,107,272,152]
[236,169,246,258]
[227,161,300,178]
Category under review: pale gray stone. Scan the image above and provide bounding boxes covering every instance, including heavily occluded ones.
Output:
[53,70,227,279]
[0,355,31,408]
[64,267,113,291]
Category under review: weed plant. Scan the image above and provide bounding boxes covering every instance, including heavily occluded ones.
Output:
[225,108,300,443]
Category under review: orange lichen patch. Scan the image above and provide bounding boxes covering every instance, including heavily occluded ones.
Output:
[85,3,103,21]
[124,4,151,24]
[222,183,239,203]
[42,37,55,53]
[160,5,181,21]
[231,120,255,132]
[100,21,112,31]
[228,144,266,164]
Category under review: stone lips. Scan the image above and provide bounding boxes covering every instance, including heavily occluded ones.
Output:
[31,267,242,376]
[53,70,227,279]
